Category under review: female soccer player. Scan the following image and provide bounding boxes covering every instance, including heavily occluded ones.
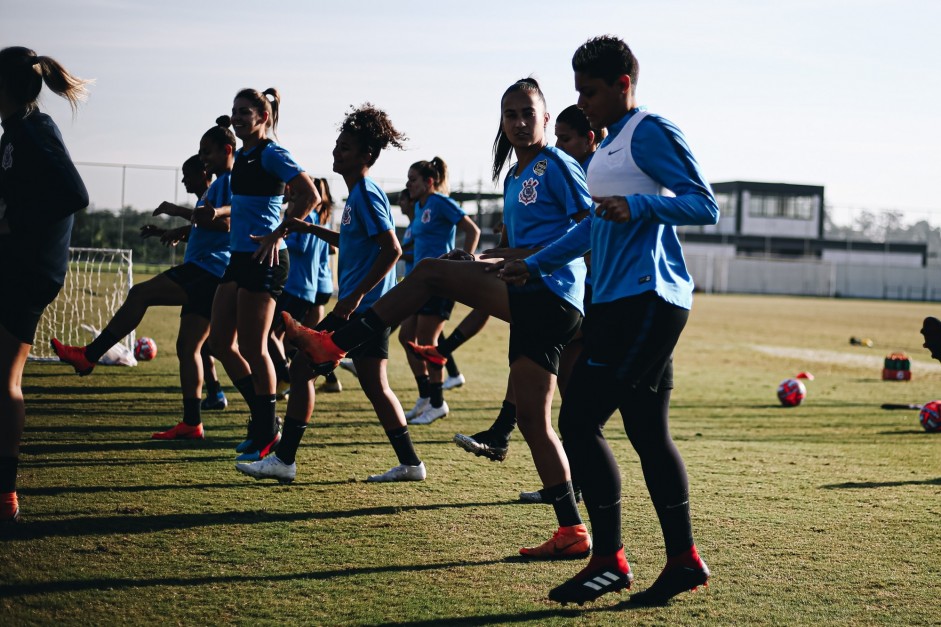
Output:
[400,157,479,425]
[0,47,91,521]
[53,118,236,440]
[454,104,604,475]
[207,88,319,463]
[236,103,425,484]
[268,178,339,399]
[283,80,593,559]
[499,36,719,605]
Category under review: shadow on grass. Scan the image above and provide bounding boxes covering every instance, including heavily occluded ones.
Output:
[0,557,516,598]
[21,456,235,468]
[18,480,324,496]
[371,601,648,627]
[821,477,941,489]
[0,500,514,541]
[21,439,243,455]
[24,385,181,396]
[24,425,172,434]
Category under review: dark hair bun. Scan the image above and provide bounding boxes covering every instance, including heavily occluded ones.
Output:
[216,115,231,128]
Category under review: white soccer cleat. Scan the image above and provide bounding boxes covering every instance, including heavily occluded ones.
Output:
[409,401,449,425]
[338,358,358,378]
[443,373,466,390]
[235,455,297,484]
[404,396,430,420]
[366,461,427,482]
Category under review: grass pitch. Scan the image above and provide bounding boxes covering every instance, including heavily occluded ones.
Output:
[3,294,941,625]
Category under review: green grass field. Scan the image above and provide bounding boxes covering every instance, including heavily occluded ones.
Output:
[3,294,941,625]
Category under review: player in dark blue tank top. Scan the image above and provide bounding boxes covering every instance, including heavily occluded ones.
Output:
[237,103,427,485]
[0,47,91,523]
[282,79,591,560]
[52,124,236,443]
[204,88,321,465]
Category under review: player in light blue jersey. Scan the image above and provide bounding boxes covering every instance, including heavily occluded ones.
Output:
[400,157,480,425]
[238,103,427,484]
[268,178,341,400]
[500,36,719,607]
[455,104,604,487]
[53,120,236,442]
[283,79,592,560]
[205,88,320,466]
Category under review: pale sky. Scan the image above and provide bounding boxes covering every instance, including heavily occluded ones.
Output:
[3,0,939,225]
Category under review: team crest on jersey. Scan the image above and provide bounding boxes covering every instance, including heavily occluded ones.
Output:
[342,203,352,226]
[421,208,432,223]
[1,144,12,170]
[518,178,539,206]
[533,159,547,176]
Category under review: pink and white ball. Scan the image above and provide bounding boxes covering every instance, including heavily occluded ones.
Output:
[919,401,941,433]
[777,378,806,407]
[134,337,158,361]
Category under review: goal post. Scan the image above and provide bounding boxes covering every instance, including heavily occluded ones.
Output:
[30,247,134,361]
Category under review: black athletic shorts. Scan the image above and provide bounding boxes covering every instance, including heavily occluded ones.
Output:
[417,295,455,320]
[0,271,62,345]
[316,312,389,361]
[507,285,582,375]
[581,291,687,392]
[221,250,290,298]
[274,290,314,327]
[163,262,222,320]
[314,291,332,307]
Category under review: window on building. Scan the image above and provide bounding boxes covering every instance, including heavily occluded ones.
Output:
[748,193,818,220]
[715,192,737,219]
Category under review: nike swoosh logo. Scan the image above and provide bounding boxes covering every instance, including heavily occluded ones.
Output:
[247,159,258,164]
[586,358,609,367]
[554,539,586,553]
[608,147,624,155]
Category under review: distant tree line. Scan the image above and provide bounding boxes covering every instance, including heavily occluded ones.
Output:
[70,207,191,267]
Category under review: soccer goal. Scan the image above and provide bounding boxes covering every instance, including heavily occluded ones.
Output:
[30,247,134,361]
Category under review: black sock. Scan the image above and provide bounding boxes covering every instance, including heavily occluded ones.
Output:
[415,375,430,399]
[586,497,622,556]
[250,394,278,440]
[445,354,460,378]
[206,378,222,396]
[490,401,517,438]
[331,308,386,351]
[386,426,421,466]
[275,416,307,465]
[437,329,467,356]
[543,481,582,528]
[429,381,444,408]
[0,456,18,493]
[323,371,338,384]
[85,329,121,363]
[182,397,202,426]
[656,497,694,557]
[233,375,256,408]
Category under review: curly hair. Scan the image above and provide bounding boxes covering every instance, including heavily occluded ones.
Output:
[339,103,407,166]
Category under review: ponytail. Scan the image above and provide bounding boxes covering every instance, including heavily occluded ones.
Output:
[234,87,281,136]
[410,156,450,195]
[202,115,237,150]
[0,46,92,113]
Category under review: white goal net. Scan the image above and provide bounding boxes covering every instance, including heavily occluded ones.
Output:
[30,247,134,361]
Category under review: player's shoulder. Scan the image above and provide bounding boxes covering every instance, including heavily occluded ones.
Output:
[541,146,582,175]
